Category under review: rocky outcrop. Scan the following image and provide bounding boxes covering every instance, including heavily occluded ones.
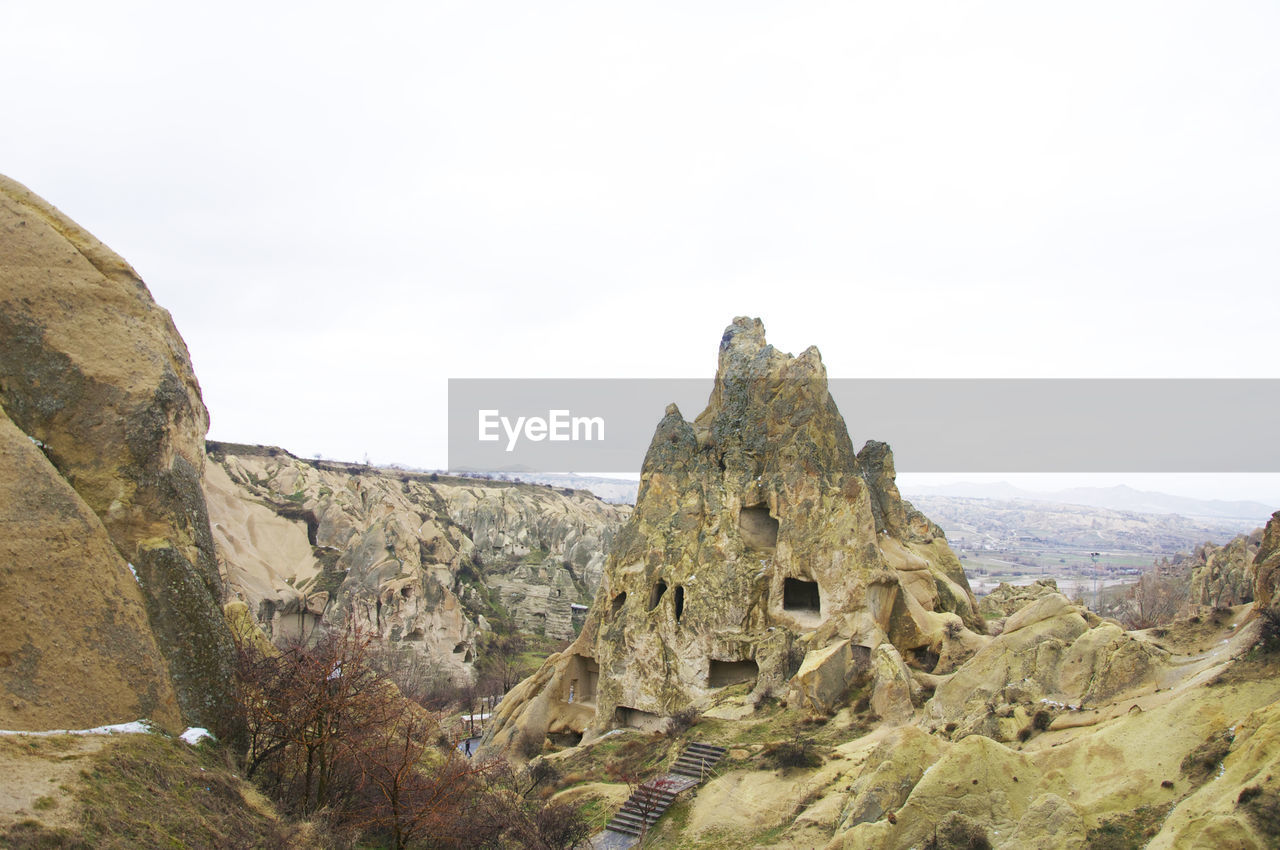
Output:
[978,578,1062,620]
[0,175,236,737]
[926,592,1170,742]
[204,445,628,681]
[483,318,982,756]
[1184,530,1262,610]
[1251,511,1280,614]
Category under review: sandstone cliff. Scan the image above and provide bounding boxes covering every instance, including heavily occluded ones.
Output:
[0,175,236,737]
[1184,529,1262,610]
[204,444,628,681]
[484,318,983,754]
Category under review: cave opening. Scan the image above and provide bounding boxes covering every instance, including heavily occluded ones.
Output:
[610,592,627,618]
[674,585,685,622]
[708,659,759,688]
[648,580,668,611]
[783,577,821,613]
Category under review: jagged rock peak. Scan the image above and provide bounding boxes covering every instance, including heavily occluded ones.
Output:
[482,319,982,757]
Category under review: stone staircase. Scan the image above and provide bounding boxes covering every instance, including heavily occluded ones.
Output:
[670,741,727,781]
[603,743,728,838]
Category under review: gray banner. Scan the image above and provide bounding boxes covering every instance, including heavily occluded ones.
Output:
[448,379,1280,473]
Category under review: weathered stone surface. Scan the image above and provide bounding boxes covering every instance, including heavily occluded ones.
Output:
[1251,511,1280,614]
[205,445,627,680]
[1148,695,1280,848]
[483,318,981,755]
[926,592,1171,741]
[979,578,1061,619]
[1185,530,1262,610]
[788,640,867,716]
[836,726,945,830]
[0,174,236,738]
[0,405,182,731]
[1006,793,1087,850]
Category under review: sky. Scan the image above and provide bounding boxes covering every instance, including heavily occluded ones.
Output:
[3,2,1279,503]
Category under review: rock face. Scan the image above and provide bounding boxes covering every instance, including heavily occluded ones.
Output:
[0,408,181,731]
[483,318,981,754]
[204,445,628,681]
[978,578,1062,620]
[1185,530,1262,610]
[0,175,236,737]
[1250,512,1280,614]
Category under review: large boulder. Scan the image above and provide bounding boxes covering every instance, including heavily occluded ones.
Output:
[0,406,181,731]
[0,175,237,738]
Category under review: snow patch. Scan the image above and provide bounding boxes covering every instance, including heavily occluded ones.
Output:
[0,720,156,736]
[180,727,214,745]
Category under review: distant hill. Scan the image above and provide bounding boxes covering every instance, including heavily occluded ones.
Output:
[907,482,1275,522]
[457,472,639,504]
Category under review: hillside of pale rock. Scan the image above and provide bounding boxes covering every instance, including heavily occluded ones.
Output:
[0,175,235,737]
[204,443,629,681]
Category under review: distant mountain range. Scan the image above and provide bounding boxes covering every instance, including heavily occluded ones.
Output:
[903,482,1275,523]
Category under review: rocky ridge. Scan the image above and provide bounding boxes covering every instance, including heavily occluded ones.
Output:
[204,444,629,681]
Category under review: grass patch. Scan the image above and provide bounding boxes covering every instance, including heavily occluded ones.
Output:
[549,732,675,792]
[1237,783,1280,840]
[0,733,297,850]
[1179,730,1233,783]
[1084,803,1174,850]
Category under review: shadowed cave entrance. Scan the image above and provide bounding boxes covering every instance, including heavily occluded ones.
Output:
[708,659,759,688]
[783,578,821,614]
[563,654,599,705]
[739,504,779,550]
[648,580,668,611]
[614,705,666,732]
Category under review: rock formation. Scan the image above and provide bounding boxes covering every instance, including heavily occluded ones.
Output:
[484,318,982,754]
[204,444,628,681]
[0,175,236,737]
[1185,529,1263,610]
[1250,511,1280,615]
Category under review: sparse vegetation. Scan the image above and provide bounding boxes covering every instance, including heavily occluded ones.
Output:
[1084,803,1174,849]
[923,812,992,850]
[1237,783,1280,839]
[1179,730,1233,782]
[763,737,823,770]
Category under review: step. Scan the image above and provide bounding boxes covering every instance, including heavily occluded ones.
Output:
[620,801,670,818]
[612,811,656,827]
[685,743,727,754]
[606,822,642,837]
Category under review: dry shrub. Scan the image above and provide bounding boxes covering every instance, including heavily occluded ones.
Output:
[764,738,823,770]
[923,812,992,850]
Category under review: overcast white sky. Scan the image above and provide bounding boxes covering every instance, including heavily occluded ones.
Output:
[4,2,1278,503]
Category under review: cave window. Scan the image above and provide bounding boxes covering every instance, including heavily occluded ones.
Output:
[783,577,821,613]
[674,585,685,622]
[648,580,668,611]
[739,504,779,550]
[610,592,627,618]
[708,659,759,688]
